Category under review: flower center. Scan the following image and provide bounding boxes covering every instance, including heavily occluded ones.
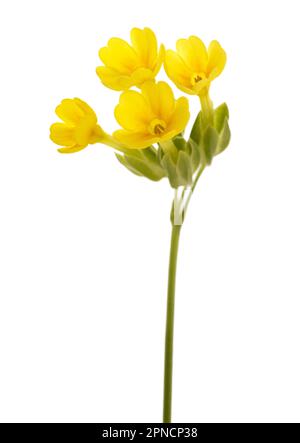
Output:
[191,72,207,86]
[149,119,167,136]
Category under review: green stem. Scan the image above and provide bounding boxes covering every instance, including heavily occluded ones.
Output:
[183,164,206,217]
[163,223,182,423]
[162,87,211,422]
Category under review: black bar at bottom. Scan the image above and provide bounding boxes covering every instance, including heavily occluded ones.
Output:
[0,423,201,440]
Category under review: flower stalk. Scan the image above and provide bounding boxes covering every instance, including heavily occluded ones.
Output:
[163,222,181,423]
[162,90,214,422]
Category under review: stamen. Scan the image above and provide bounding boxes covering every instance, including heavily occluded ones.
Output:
[191,72,207,87]
[194,75,202,83]
[154,124,165,135]
[149,119,167,136]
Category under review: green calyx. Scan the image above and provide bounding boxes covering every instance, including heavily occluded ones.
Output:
[115,146,166,182]
[188,102,231,167]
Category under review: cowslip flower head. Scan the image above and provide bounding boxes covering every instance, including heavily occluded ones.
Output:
[96,27,165,91]
[164,37,226,96]
[50,98,106,153]
[113,81,190,149]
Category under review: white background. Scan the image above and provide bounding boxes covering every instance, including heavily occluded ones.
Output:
[0,0,300,424]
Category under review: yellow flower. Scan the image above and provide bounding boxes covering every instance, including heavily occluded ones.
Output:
[164,37,226,96]
[50,98,106,153]
[96,27,165,91]
[113,81,190,149]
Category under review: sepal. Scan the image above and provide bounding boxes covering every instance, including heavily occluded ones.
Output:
[189,112,201,145]
[215,118,231,155]
[202,126,218,165]
[172,135,186,151]
[213,103,231,155]
[187,139,201,172]
[188,103,231,167]
[160,140,194,188]
[176,151,193,185]
[161,153,179,188]
[116,147,166,182]
[214,103,229,133]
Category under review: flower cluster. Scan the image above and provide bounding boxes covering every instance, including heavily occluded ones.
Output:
[50,28,230,187]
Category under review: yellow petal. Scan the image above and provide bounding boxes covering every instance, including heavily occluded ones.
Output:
[176,36,208,72]
[141,81,175,123]
[131,67,156,86]
[130,27,157,68]
[176,39,198,72]
[160,129,180,142]
[167,97,190,134]
[113,129,157,149]
[140,81,159,115]
[73,115,96,146]
[157,82,175,123]
[50,123,75,146]
[96,66,132,91]
[207,40,226,79]
[74,98,97,120]
[114,90,154,131]
[153,44,165,75]
[99,37,139,74]
[55,99,85,125]
[57,145,86,154]
[164,50,193,93]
